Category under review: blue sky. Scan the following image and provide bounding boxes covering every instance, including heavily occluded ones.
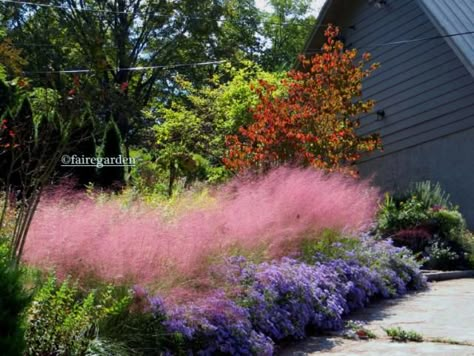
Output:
[255,0,326,16]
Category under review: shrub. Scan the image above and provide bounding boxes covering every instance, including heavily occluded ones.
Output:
[377,194,429,234]
[214,237,426,343]
[377,182,474,269]
[408,181,451,210]
[459,231,474,267]
[423,241,460,270]
[391,228,433,253]
[0,243,30,356]
[231,258,349,340]
[23,167,379,284]
[301,233,427,293]
[24,276,131,355]
[431,209,465,241]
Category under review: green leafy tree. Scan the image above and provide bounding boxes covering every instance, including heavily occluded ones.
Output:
[0,0,318,189]
[259,0,316,70]
[0,78,92,262]
[0,0,267,185]
[147,61,283,195]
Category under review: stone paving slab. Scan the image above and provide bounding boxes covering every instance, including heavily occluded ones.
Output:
[281,338,474,355]
[279,278,474,355]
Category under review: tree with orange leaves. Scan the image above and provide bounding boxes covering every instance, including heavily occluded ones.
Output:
[224,25,381,177]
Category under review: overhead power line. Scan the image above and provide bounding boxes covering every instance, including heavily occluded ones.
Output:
[1,0,144,15]
[0,0,321,26]
[371,30,474,47]
[304,31,474,53]
[13,30,472,52]
[22,59,228,75]
[19,31,474,75]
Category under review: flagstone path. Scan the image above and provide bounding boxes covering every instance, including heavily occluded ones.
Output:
[279,278,474,356]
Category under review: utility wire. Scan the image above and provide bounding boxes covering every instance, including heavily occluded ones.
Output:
[13,30,473,52]
[0,0,322,26]
[22,59,228,75]
[304,31,474,53]
[1,0,145,15]
[370,30,474,47]
[20,31,474,75]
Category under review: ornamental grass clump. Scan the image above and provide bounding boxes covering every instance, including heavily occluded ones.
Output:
[23,167,379,283]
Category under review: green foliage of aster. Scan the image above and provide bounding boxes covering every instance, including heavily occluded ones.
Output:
[24,276,132,356]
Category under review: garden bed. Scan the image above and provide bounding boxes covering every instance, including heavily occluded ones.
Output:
[20,233,427,355]
[6,173,474,355]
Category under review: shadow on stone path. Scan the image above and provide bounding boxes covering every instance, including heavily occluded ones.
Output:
[278,278,474,355]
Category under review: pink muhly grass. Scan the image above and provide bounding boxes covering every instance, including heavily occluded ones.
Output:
[22,167,379,285]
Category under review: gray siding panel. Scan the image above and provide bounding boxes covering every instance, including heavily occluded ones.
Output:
[304,0,474,225]
[359,66,472,133]
[360,87,474,138]
[338,0,474,156]
[418,0,474,75]
[348,3,423,47]
[359,127,474,227]
[368,105,474,153]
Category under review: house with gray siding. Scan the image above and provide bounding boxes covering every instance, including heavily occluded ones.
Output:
[303,0,474,226]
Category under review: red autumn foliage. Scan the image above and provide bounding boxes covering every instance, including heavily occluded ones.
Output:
[224,25,381,177]
[0,118,16,150]
[120,81,129,92]
[391,227,433,252]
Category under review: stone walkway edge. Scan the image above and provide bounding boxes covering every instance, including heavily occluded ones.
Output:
[423,270,474,281]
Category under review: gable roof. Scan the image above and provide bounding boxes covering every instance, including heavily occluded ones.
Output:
[418,0,474,77]
[302,0,474,76]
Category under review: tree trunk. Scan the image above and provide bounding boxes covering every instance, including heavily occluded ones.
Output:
[168,160,176,197]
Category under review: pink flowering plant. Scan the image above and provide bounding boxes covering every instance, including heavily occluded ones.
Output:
[20,168,428,355]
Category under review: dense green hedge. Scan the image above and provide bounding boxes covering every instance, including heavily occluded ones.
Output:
[0,243,30,356]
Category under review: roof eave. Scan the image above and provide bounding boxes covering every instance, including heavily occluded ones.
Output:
[416,0,474,78]
[294,0,333,68]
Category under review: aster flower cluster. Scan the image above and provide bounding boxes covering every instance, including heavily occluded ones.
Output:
[164,292,274,355]
[138,238,426,355]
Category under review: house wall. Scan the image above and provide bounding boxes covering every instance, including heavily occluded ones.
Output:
[331,0,474,226]
[361,128,474,226]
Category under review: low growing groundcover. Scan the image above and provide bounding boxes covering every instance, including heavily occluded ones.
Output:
[22,235,427,355]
